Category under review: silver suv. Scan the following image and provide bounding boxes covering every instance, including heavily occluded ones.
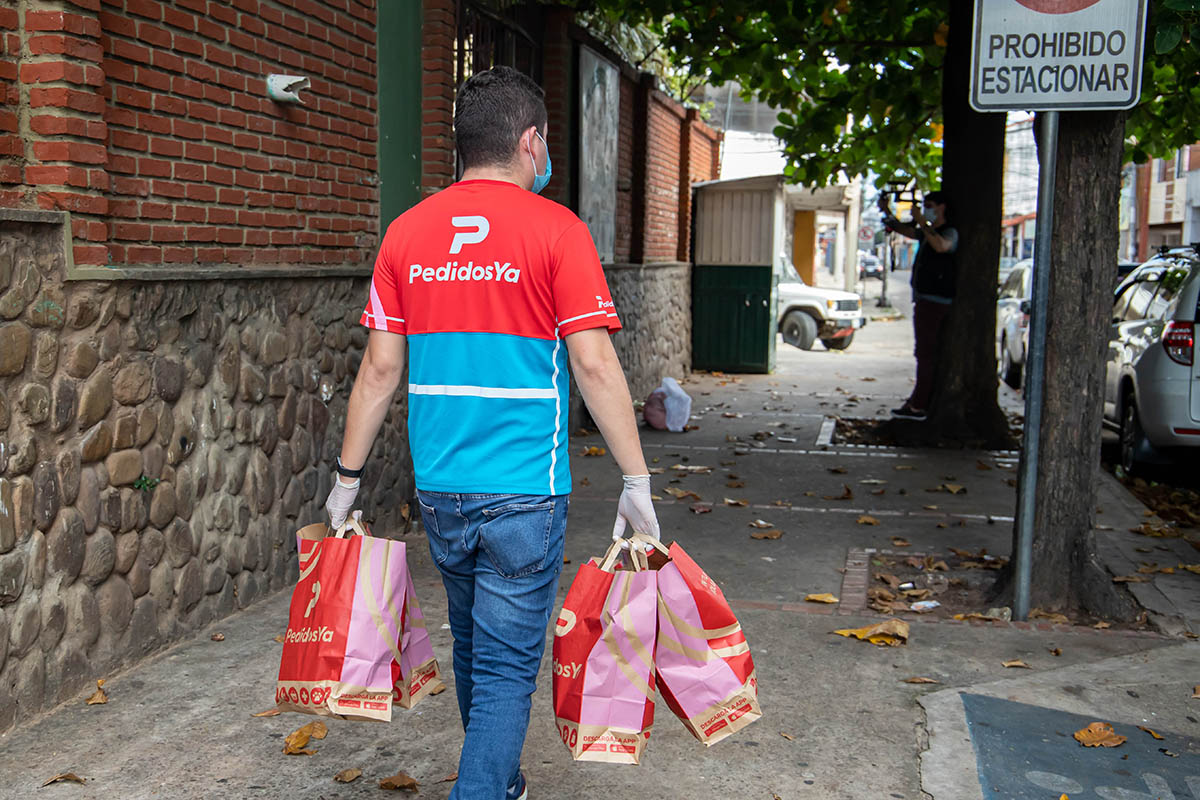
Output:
[1103,248,1200,473]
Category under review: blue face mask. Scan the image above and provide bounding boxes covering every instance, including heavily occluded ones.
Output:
[529,130,552,194]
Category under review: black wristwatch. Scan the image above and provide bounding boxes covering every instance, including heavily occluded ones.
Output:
[336,457,364,479]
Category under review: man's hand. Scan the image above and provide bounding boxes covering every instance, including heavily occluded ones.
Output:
[911,205,926,226]
[325,475,360,529]
[876,194,890,214]
[612,474,661,543]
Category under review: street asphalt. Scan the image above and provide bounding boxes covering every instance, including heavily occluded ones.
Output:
[0,274,1195,799]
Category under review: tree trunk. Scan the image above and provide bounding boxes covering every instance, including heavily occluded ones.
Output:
[917,0,1011,448]
[1015,109,1138,617]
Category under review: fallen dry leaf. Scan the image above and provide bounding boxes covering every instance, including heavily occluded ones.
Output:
[689,503,711,514]
[826,484,854,501]
[1074,721,1126,748]
[211,632,225,642]
[890,537,910,547]
[749,519,774,529]
[1001,659,1032,669]
[334,768,363,783]
[902,588,932,601]
[283,721,328,755]
[437,772,458,783]
[726,480,745,489]
[751,529,784,540]
[805,593,839,604]
[1193,685,1199,698]
[954,612,1006,622]
[868,587,896,602]
[663,486,701,502]
[895,465,916,471]
[252,707,282,717]
[1112,575,1150,583]
[380,771,420,792]
[581,446,606,457]
[724,498,748,507]
[976,460,992,471]
[876,572,901,589]
[273,635,286,643]
[833,619,909,647]
[1178,563,1200,575]
[1138,726,1164,740]
[942,483,966,494]
[429,682,447,696]
[780,731,795,741]
[1049,648,1063,657]
[669,464,713,474]
[42,773,86,787]
[1093,621,1111,630]
[903,677,940,684]
[86,679,107,706]
[857,515,880,526]
[1030,609,1070,625]
[828,466,848,474]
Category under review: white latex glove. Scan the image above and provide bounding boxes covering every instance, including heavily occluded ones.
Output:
[612,474,661,546]
[325,475,360,529]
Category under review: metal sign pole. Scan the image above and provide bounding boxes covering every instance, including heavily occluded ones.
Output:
[1013,110,1059,622]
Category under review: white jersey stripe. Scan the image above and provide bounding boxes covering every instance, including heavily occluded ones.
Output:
[409,383,558,400]
[558,309,607,326]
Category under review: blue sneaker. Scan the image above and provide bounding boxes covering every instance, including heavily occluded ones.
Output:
[506,772,528,800]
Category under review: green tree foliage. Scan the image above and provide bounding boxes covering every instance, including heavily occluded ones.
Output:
[587,0,1200,181]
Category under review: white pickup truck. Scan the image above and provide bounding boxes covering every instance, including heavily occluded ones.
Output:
[776,272,866,351]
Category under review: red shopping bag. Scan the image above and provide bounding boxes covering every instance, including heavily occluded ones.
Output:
[634,534,761,745]
[552,541,658,764]
[276,517,436,722]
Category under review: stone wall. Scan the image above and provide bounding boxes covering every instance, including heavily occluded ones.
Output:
[604,262,692,403]
[0,218,411,734]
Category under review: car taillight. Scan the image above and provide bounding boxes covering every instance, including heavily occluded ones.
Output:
[1163,320,1194,366]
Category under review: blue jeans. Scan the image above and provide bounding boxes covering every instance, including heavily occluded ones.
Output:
[416,490,568,800]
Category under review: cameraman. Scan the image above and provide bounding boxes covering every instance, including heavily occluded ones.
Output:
[877,190,958,421]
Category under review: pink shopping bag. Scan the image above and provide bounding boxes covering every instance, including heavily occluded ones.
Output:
[635,534,762,746]
[552,540,658,764]
[393,565,443,708]
[276,517,437,722]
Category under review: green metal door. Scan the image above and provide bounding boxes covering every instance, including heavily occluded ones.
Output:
[692,265,777,373]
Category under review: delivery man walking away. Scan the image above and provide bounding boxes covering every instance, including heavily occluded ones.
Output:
[323,66,662,800]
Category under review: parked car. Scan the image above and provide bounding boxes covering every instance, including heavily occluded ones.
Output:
[1103,248,1200,474]
[996,260,1032,389]
[858,253,884,281]
[998,255,1021,286]
[776,266,866,351]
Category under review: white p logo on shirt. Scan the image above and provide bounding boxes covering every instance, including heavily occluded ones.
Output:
[449,215,490,254]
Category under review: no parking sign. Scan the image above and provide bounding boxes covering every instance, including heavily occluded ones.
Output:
[970,0,1147,111]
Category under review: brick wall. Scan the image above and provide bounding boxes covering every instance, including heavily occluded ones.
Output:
[643,90,683,263]
[420,0,454,194]
[0,0,378,271]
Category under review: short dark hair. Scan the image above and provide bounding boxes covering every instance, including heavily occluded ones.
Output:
[454,66,547,170]
[923,190,947,206]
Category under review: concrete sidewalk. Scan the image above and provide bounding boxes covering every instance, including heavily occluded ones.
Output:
[0,300,1195,799]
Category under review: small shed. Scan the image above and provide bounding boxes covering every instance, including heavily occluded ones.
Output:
[691,175,787,373]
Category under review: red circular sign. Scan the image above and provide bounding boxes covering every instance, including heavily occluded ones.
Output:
[1013,0,1102,13]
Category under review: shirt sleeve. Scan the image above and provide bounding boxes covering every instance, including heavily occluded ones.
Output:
[942,227,959,254]
[551,221,622,336]
[360,236,406,334]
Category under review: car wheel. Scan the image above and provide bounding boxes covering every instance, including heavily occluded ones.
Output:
[821,333,854,351]
[1000,337,1023,389]
[781,311,818,351]
[1120,397,1146,475]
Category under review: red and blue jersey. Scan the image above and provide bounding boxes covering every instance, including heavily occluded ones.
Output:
[360,179,620,495]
